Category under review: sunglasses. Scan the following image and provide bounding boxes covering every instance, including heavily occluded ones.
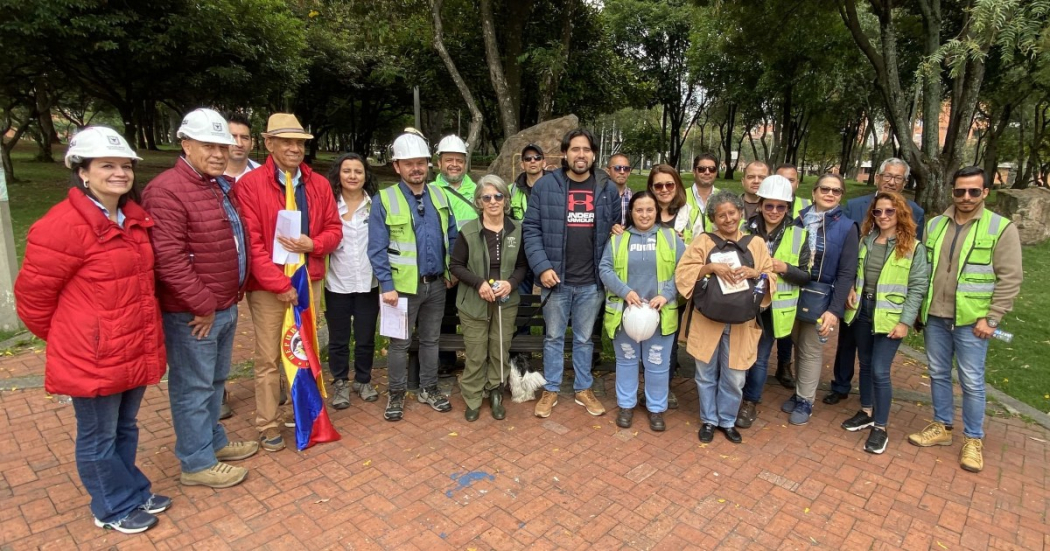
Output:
[816,185,843,197]
[415,197,425,216]
[763,203,787,213]
[481,193,505,203]
[610,165,632,173]
[694,166,717,174]
[523,155,544,162]
[872,208,896,217]
[953,188,983,198]
[653,182,675,191]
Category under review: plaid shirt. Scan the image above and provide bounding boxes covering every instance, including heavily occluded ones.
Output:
[619,187,632,226]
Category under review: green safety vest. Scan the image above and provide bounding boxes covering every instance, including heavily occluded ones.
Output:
[762,225,806,338]
[432,174,478,229]
[378,184,452,294]
[510,184,528,221]
[454,218,522,319]
[792,197,812,219]
[921,209,1009,325]
[603,228,679,339]
[845,236,918,333]
[683,186,718,244]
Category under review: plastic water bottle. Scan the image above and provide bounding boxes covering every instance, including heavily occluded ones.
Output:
[754,273,768,297]
[992,328,1013,343]
[816,317,828,344]
[490,279,510,303]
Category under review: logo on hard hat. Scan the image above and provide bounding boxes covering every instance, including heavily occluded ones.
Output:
[70,138,78,147]
[107,136,121,145]
[212,122,223,132]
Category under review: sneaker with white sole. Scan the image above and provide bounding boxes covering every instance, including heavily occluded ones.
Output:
[94,509,158,534]
[418,386,452,412]
[908,421,953,447]
[864,427,888,454]
[841,410,874,432]
[574,389,606,416]
[138,494,171,514]
[385,390,406,421]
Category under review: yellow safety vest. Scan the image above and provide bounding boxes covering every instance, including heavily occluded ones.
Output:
[845,236,917,333]
[604,228,679,339]
[378,184,452,294]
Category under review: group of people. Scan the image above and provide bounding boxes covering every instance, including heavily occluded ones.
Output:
[13,109,1023,535]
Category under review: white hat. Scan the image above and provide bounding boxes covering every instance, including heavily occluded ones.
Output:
[435,135,468,155]
[757,175,794,202]
[64,126,142,168]
[622,303,660,342]
[391,132,431,161]
[177,108,237,146]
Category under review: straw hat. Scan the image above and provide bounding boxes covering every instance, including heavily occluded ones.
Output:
[261,113,313,139]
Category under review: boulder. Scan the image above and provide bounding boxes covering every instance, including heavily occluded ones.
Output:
[486,114,579,182]
[993,187,1050,245]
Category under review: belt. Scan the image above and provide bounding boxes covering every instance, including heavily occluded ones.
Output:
[421,274,442,283]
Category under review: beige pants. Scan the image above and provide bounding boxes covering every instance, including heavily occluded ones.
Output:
[248,280,322,434]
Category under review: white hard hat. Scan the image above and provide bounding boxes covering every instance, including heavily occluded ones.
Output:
[757,175,794,202]
[391,132,431,160]
[436,135,468,155]
[64,126,142,168]
[177,108,237,146]
[622,303,661,342]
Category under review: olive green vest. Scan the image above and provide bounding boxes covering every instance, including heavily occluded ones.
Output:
[603,228,679,339]
[454,218,523,319]
[845,235,917,333]
[378,184,451,294]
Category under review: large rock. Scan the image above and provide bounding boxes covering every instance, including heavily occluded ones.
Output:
[486,114,579,182]
[993,187,1050,245]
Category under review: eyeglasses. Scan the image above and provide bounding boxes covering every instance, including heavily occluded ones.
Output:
[694,166,717,174]
[481,193,505,203]
[880,174,905,183]
[763,203,787,213]
[816,185,843,197]
[953,188,983,198]
[653,182,675,191]
[523,155,544,162]
[872,208,897,218]
[610,165,632,173]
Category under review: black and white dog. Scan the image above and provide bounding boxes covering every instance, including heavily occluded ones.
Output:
[507,354,546,403]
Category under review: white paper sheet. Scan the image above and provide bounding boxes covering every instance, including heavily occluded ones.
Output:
[379,297,409,339]
[709,250,749,294]
[272,210,302,265]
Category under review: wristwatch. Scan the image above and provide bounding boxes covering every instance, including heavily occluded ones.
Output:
[986,318,999,328]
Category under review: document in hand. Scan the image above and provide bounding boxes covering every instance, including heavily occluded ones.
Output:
[708,250,749,294]
[273,210,302,265]
[379,296,409,339]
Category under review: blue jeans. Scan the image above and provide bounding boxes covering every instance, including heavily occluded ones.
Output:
[694,325,747,428]
[852,299,901,427]
[924,316,989,439]
[72,386,152,523]
[613,329,674,412]
[163,306,237,473]
[541,284,602,392]
[742,310,776,403]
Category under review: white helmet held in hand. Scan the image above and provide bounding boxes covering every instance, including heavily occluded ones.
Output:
[391,132,431,160]
[177,108,237,146]
[757,175,794,202]
[622,302,661,342]
[64,126,142,168]
[436,135,468,155]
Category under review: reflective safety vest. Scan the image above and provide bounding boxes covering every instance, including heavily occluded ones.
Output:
[432,174,478,229]
[604,228,679,339]
[921,209,1009,325]
[792,197,812,219]
[766,225,806,338]
[845,236,918,333]
[510,184,528,220]
[378,184,452,294]
[683,186,718,243]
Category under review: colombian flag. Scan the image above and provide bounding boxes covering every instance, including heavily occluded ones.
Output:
[280,171,340,451]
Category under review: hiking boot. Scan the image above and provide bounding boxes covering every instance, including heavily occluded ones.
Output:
[385,390,406,421]
[94,509,157,534]
[574,389,606,416]
[138,494,172,514]
[775,361,794,388]
[418,386,452,412]
[735,400,757,429]
[841,410,874,432]
[534,391,558,418]
[781,394,799,414]
[667,391,679,410]
[180,462,248,488]
[215,440,259,462]
[789,398,813,425]
[260,429,285,452]
[329,379,351,410]
[219,389,233,420]
[908,421,953,447]
[865,427,888,455]
[353,381,379,402]
[648,412,666,432]
[615,407,633,428]
[960,437,984,472]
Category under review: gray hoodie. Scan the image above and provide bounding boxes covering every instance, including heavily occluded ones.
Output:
[599,225,684,302]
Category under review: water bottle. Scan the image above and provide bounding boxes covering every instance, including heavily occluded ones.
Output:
[490,279,510,303]
[753,273,768,297]
[816,317,828,344]
[991,328,1013,343]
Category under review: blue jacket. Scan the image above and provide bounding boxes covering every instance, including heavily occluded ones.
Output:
[845,192,926,239]
[522,168,620,289]
[794,205,859,318]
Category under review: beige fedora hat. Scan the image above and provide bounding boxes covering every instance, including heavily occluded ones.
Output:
[262,113,314,139]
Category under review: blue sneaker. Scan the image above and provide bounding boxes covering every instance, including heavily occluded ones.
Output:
[781,394,799,414]
[789,398,813,425]
[94,509,158,534]
[139,494,171,514]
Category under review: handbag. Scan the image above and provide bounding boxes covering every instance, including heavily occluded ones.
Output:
[795,240,833,324]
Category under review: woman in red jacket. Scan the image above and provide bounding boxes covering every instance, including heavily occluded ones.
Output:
[14,127,168,535]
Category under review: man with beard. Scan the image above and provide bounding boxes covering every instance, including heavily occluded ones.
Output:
[369,131,459,421]
[523,128,620,419]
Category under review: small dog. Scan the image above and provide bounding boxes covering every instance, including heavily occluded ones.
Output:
[508,354,546,403]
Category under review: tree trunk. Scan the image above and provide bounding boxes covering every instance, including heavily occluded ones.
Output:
[1,111,35,182]
[537,0,575,123]
[480,0,518,140]
[34,77,57,163]
[981,103,1012,186]
[502,0,532,130]
[430,0,484,167]
[721,104,738,180]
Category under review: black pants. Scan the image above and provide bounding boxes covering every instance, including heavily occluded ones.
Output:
[776,336,793,365]
[324,287,380,384]
[439,286,459,368]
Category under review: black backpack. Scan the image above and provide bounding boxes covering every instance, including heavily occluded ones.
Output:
[692,234,764,324]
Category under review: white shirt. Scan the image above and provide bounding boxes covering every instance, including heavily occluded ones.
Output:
[225,158,261,183]
[326,194,377,294]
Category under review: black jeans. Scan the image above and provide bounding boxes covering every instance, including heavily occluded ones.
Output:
[439,286,459,368]
[324,287,380,384]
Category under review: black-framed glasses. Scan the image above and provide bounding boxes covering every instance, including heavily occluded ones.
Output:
[817,185,843,197]
[653,182,675,191]
[953,188,983,198]
[610,165,632,173]
[481,193,505,203]
[694,166,717,174]
[763,203,787,213]
[523,155,544,162]
[872,208,897,217]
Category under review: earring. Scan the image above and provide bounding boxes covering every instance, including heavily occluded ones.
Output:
[82,179,89,188]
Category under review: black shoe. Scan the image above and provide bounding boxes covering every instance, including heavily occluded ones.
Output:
[139,494,172,514]
[822,391,849,405]
[464,408,480,422]
[616,407,634,428]
[720,426,743,444]
[94,509,158,534]
[490,390,505,420]
[865,427,888,454]
[841,410,874,432]
[698,423,715,443]
[775,362,795,388]
[648,412,665,432]
[385,390,405,422]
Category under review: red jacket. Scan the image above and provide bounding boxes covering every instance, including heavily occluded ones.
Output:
[232,157,341,293]
[141,158,248,315]
[15,190,166,397]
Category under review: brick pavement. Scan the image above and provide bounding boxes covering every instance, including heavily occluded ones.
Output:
[1,306,1048,550]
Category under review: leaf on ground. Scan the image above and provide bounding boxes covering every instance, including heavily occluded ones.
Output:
[448,432,458,437]
[314,498,329,504]
[1029,437,1047,443]
[363,459,371,466]
[804,507,810,513]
